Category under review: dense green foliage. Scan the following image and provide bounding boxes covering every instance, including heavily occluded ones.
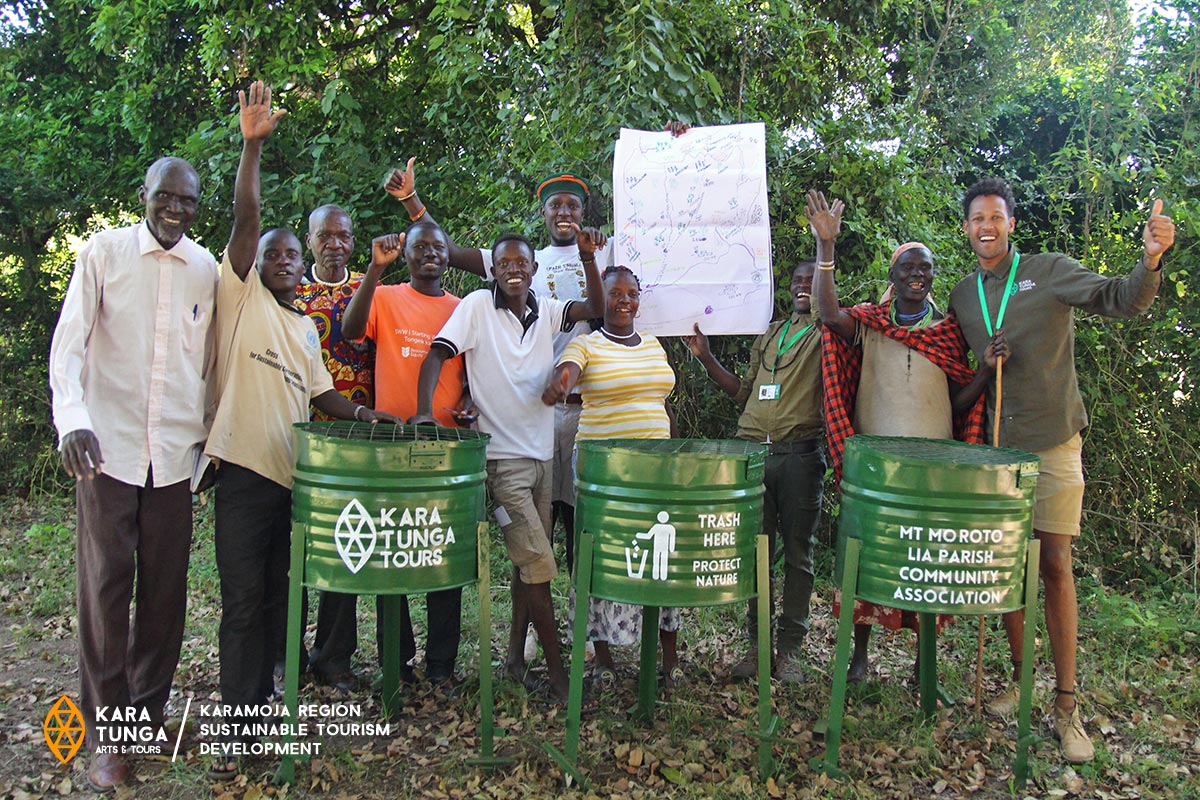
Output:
[1,0,1196,588]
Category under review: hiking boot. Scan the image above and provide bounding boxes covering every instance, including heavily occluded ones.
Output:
[773,651,807,685]
[1051,701,1095,763]
[730,649,770,681]
[985,682,1021,716]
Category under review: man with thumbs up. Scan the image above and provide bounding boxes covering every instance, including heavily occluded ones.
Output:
[409,230,604,704]
[340,222,472,686]
[948,177,1175,763]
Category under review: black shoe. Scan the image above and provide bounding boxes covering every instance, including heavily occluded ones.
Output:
[426,666,456,687]
[315,670,357,692]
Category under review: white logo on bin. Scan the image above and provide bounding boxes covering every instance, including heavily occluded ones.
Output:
[625,511,676,581]
[335,498,377,573]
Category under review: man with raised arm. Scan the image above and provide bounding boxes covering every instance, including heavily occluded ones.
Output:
[948,177,1174,763]
[385,164,609,576]
[409,229,604,703]
[340,220,474,686]
[204,82,396,779]
[49,154,217,791]
[684,259,825,685]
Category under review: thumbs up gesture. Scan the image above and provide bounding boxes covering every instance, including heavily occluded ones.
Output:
[1143,198,1175,266]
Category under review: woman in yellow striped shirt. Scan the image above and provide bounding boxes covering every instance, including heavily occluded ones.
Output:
[542,266,683,690]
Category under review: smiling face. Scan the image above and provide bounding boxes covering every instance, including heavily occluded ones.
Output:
[889,247,935,306]
[964,194,1015,270]
[257,229,305,301]
[790,262,815,314]
[603,270,640,331]
[541,191,585,246]
[491,239,538,302]
[140,159,200,250]
[405,224,449,287]
[307,207,354,282]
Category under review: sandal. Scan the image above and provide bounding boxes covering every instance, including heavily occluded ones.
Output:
[592,666,619,691]
[662,665,686,692]
[208,754,239,782]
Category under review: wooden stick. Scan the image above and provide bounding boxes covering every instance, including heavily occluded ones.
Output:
[976,357,1004,715]
[992,358,1003,449]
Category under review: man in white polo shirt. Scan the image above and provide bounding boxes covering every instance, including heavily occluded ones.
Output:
[384,165,614,575]
[410,230,603,703]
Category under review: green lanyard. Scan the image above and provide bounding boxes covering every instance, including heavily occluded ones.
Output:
[977,252,1020,336]
[771,318,813,380]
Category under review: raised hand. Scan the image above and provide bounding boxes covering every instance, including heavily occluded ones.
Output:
[370,233,405,275]
[576,224,607,259]
[385,157,418,200]
[1143,198,1175,263]
[685,323,712,360]
[805,190,845,243]
[238,80,286,141]
[664,121,691,137]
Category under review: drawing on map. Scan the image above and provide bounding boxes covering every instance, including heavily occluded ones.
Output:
[613,123,773,336]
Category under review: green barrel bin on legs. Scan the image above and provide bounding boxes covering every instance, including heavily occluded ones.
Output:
[814,435,1042,787]
[547,439,773,788]
[278,422,503,783]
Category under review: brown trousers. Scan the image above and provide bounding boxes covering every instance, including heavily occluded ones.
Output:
[75,470,192,747]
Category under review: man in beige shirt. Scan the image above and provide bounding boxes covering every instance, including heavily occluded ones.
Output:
[49,155,218,792]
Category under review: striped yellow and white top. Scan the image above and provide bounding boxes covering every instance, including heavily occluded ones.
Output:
[560,330,674,441]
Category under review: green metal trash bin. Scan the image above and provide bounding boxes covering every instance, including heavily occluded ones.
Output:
[575,438,766,607]
[836,435,1039,615]
[556,439,775,787]
[292,421,488,594]
[816,435,1043,787]
[278,422,500,783]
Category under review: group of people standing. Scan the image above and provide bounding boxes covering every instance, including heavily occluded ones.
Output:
[48,79,1175,792]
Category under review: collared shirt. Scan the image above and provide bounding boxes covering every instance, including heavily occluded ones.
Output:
[734,311,823,443]
[433,288,575,460]
[948,247,1161,452]
[49,222,218,487]
[480,242,614,361]
[206,255,334,489]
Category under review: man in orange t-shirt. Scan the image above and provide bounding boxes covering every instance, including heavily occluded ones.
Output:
[342,221,474,684]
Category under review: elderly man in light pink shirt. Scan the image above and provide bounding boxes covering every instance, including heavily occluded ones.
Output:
[49,156,218,792]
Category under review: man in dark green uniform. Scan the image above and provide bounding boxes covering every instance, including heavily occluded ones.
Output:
[948,177,1175,763]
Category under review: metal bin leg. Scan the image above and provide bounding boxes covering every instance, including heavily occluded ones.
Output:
[755,533,779,778]
[276,522,308,784]
[1014,539,1042,788]
[545,530,593,789]
[811,536,861,778]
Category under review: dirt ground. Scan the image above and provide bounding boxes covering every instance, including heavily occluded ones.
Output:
[1,497,1197,799]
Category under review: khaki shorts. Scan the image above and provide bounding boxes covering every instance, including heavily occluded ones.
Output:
[486,458,557,584]
[552,402,582,505]
[1032,433,1085,537]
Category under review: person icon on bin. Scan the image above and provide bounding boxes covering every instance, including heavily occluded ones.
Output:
[631,511,676,581]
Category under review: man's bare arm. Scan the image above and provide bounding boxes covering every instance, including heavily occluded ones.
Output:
[228,81,286,279]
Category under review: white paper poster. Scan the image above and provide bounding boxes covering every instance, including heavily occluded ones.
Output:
[613,123,773,336]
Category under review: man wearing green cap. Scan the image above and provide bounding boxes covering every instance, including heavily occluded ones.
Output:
[383,163,612,579]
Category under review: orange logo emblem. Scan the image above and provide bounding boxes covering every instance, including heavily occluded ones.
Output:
[43,695,86,764]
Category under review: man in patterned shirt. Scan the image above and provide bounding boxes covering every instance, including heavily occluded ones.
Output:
[289,204,375,691]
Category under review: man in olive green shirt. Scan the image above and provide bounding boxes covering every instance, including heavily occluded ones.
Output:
[948,177,1175,763]
[687,260,824,684]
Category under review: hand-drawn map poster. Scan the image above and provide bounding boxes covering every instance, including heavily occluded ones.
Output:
[613,123,773,336]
